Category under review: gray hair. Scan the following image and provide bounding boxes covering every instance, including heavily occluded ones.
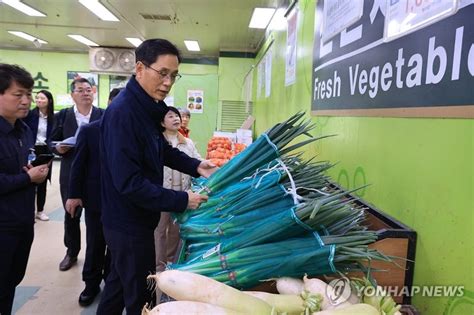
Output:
[177,107,191,117]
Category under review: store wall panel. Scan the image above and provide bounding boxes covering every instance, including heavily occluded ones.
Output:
[252,1,473,313]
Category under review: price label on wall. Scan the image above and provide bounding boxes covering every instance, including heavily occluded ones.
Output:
[322,0,364,43]
[385,0,459,41]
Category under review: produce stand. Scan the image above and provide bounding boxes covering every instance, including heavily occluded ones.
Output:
[329,182,417,305]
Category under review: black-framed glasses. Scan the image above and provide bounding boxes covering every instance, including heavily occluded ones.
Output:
[142,62,182,82]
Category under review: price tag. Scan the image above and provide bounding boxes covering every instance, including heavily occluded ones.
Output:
[384,0,459,41]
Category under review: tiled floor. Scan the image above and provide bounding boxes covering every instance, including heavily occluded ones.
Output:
[12,161,101,315]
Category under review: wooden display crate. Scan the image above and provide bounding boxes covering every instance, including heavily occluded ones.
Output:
[331,183,417,305]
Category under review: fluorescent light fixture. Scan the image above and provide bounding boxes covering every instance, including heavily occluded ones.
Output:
[67,34,99,46]
[184,40,200,52]
[2,0,46,17]
[78,0,119,22]
[126,37,143,47]
[249,7,275,29]
[8,31,48,44]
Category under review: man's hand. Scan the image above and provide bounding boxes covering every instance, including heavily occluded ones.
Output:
[197,160,218,178]
[56,144,72,154]
[65,198,83,218]
[23,165,49,183]
[186,191,209,209]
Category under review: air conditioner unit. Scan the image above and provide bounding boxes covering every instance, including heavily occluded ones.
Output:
[89,47,136,75]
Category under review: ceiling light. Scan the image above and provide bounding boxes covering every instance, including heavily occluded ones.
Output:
[268,8,287,31]
[68,34,99,47]
[125,37,143,47]
[184,40,200,52]
[8,31,48,44]
[249,8,276,29]
[2,0,46,17]
[78,0,119,22]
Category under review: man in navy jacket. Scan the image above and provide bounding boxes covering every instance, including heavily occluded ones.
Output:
[0,64,49,315]
[96,39,216,315]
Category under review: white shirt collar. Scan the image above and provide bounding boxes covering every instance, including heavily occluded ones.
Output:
[73,104,93,118]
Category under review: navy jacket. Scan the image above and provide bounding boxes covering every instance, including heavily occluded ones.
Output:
[50,106,103,187]
[68,121,101,212]
[0,117,35,229]
[100,75,201,236]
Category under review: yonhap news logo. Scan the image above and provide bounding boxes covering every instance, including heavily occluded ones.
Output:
[326,276,465,304]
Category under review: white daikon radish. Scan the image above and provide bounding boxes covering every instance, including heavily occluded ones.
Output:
[244,291,305,314]
[312,303,379,315]
[276,277,305,295]
[303,275,332,310]
[142,301,245,315]
[333,301,352,309]
[148,271,272,315]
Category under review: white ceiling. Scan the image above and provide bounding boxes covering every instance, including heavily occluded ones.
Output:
[0,0,288,58]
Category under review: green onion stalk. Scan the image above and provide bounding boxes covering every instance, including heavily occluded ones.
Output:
[172,232,391,289]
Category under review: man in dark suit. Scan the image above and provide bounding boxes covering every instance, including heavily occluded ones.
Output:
[65,88,122,306]
[50,78,104,271]
[0,63,49,315]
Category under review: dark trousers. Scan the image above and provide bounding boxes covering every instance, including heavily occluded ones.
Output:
[36,179,47,212]
[34,144,50,212]
[0,226,34,315]
[97,227,156,315]
[60,184,81,257]
[83,209,110,288]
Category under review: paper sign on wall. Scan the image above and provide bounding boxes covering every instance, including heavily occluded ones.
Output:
[187,90,204,113]
[285,7,298,86]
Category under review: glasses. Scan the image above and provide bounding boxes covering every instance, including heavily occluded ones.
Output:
[142,63,182,82]
[74,89,93,94]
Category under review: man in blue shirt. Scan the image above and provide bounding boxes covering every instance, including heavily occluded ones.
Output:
[0,63,49,315]
[97,39,216,315]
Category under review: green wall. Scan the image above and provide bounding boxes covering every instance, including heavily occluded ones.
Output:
[173,63,219,156]
[0,49,110,108]
[252,0,473,314]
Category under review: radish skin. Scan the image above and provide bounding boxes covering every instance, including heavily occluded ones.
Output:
[276,277,305,295]
[148,271,272,315]
[142,301,245,315]
[244,291,304,314]
[312,303,379,315]
[304,276,331,310]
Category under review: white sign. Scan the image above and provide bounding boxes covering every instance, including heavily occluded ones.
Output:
[285,7,299,86]
[322,0,364,43]
[265,48,273,98]
[56,94,74,106]
[385,0,459,41]
[164,95,174,107]
[186,90,204,113]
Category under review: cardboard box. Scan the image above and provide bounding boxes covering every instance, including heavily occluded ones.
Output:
[236,129,253,145]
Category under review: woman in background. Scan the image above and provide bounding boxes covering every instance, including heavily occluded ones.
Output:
[177,107,191,138]
[154,106,201,271]
[24,90,54,221]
